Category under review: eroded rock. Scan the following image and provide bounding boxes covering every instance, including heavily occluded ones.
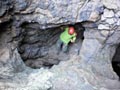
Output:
[0,0,120,90]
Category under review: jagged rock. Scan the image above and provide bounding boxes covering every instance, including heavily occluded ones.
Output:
[0,27,53,90]
[117,19,120,25]
[100,30,109,37]
[116,11,120,18]
[0,0,120,90]
[13,0,105,28]
[106,28,120,45]
[78,1,103,22]
[102,0,120,9]
[103,9,115,18]
[101,14,106,21]
[0,0,13,24]
[13,0,87,28]
[89,11,100,22]
[0,0,12,16]
[106,18,117,25]
[14,0,28,12]
[98,24,110,30]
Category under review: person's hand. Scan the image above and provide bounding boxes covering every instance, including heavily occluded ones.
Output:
[71,32,77,43]
[71,39,75,43]
[75,32,77,36]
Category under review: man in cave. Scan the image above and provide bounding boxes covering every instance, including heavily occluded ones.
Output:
[56,26,77,54]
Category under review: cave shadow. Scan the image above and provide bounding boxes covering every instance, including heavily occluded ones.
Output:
[0,21,10,33]
[0,21,12,48]
[112,44,120,80]
[18,22,85,69]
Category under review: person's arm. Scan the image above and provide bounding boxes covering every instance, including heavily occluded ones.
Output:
[71,37,76,43]
[71,33,77,43]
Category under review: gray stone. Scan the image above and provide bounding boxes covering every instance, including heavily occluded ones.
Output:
[0,0,13,23]
[1,0,120,90]
[100,30,109,37]
[14,0,28,12]
[38,0,51,10]
[116,11,120,17]
[103,9,115,18]
[79,11,91,21]
[98,24,110,30]
[106,18,116,25]
[102,0,120,9]
[101,14,106,21]
[79,1,103,22]
[0,0,12,16]
[117,19,120,25]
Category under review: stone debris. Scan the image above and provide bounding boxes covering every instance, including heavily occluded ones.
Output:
[103,9,114,18]
[98,24,110,30]
[101,15,106,21]
[117,19,120,25]
[106,18,117,25]
[102,0,120,9]
[99,8,118,29]
[116,11,120,17]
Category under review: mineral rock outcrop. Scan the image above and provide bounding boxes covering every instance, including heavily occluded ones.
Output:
[0,0,120,90]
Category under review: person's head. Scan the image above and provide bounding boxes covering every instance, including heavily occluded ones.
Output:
[68,27,76,35]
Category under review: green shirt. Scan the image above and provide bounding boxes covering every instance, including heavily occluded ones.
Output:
[60,27,76,45]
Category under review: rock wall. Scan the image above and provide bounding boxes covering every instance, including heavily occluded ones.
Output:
[0,0,120,90]
[17,23,84,68]
[0,0,13,24]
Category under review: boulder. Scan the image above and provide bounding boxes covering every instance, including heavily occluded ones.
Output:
[103,9,114,18]
[102,0,120,9]
[98,24,110,30]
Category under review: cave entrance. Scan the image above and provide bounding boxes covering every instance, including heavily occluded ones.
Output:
[112,44,120,79]
[18,23,85,68]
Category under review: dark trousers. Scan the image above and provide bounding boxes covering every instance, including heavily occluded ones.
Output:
[56,39,68,53]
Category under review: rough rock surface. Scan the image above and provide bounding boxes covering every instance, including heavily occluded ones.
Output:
[0,0,13,24]
[0,0,120,90]
[17,23,84,68]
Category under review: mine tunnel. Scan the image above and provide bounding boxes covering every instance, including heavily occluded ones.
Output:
[18,23,85,68]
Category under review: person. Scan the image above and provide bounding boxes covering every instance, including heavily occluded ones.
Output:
[57,26,77,54]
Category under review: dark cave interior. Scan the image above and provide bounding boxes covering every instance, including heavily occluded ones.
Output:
[16,22,120,79]
[112,44,120,79]
[1,20,120,79]
[18,23,85,68]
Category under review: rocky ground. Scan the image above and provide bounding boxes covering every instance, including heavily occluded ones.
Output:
[0,0,120,90]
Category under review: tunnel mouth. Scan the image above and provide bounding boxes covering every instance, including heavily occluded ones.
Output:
[112,44,120,79]
[17,23,85,69]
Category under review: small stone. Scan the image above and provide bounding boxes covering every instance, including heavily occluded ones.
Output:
[102,0,119,9]
[117,19,120,25]
[103,9,114,18]
[100,30,109,37]
[106,18,116,25]
[98,24,110,30]
[14,0,27,11]
[116,11,120,17]
[89,12,100,22]
[101,15,106,21]
[109,30,115,35]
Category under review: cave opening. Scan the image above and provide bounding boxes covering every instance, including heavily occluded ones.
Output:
[18,23,85,69]
[112,44,120,80]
